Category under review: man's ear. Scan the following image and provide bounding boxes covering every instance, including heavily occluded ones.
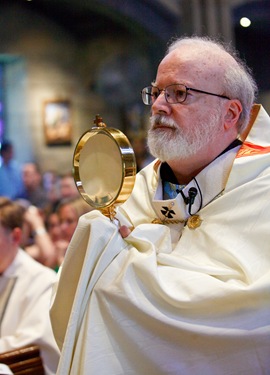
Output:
[224,99,242,130]
[12,227,22,245]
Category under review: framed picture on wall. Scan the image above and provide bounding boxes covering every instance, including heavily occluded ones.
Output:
[43,100,72,146]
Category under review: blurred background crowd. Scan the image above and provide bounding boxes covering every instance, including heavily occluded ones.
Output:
[0,139,93,272]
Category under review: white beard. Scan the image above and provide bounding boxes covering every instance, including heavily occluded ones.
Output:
[147,110,223,161]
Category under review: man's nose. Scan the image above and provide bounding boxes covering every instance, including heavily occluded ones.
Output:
[152,92,171,115]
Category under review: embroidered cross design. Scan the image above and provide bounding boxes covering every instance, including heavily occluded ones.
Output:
[161,206,176,219]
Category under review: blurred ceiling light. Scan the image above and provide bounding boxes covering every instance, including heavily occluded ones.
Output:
[240,17,251,27]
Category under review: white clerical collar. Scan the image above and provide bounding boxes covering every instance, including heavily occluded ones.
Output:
[152,143,241,223]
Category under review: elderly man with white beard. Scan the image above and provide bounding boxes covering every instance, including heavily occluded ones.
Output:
[51,36,270,375]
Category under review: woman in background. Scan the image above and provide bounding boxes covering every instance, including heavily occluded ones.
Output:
[54,197,91,269]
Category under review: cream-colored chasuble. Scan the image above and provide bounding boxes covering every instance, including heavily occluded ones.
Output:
[51,105,270,375]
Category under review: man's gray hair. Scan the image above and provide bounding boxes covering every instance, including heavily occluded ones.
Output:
[167,36,258,134]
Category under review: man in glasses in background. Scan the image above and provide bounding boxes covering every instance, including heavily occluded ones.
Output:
[51,36,270,374]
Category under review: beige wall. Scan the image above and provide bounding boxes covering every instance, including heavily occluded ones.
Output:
[0,3,151,174]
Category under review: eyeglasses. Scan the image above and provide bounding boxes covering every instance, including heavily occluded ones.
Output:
[141,84,230,105]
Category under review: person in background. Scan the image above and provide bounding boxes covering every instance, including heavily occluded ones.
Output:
[59,173,80,200]
[0,197,60,375]
[45,172,80,215]
[57,197,91,244]
[19,162,49,210]
[51,36,270,374]
[46,209,62,245]
[45,208,65,272]
[43,170,61,209]
[0,140,24,200]
[54,197,91,269]
[21,203,57,268]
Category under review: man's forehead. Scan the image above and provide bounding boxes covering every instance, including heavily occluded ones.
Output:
[155,59,209,84]
[156,48,224,87]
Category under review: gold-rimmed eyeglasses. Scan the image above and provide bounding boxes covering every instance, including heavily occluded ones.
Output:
[141,84,230,105]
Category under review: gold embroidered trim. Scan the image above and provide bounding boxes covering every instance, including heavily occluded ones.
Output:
[152,218,186,225]
[152,214,203,229]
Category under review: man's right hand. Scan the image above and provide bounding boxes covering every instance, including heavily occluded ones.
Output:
[119,225,132,238]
